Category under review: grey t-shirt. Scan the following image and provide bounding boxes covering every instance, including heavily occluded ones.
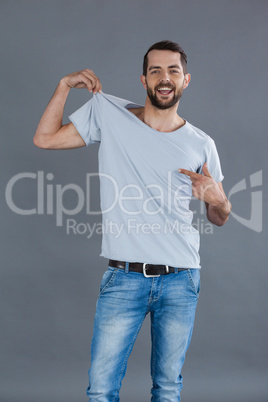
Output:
[69,92,224,268]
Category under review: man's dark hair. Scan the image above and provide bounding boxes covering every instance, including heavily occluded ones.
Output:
[143,40,187,76]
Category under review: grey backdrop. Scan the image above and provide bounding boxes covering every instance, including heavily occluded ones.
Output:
[1,1,267,401]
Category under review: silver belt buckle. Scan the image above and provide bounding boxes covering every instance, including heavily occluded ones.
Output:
[143,263,169,277]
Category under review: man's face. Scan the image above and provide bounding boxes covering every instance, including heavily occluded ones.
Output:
[141,50,190,110]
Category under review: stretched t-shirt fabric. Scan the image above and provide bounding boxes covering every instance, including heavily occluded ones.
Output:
[69,92,224,268]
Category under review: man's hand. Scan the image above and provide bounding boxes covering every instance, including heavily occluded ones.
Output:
[178,163,224,206]
[178,163,231,226]
[61,69,102,94]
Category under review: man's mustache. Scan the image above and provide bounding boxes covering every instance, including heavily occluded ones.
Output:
[155,84,175,90]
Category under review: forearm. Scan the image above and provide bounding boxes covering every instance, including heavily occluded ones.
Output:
[206,197,232,226]
[33,79,70,146]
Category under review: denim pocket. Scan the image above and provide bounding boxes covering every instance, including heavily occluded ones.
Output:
[187,269,200,298]
[98,267,118,297]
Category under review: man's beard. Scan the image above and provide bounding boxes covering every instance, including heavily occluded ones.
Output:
[146,82,184,110]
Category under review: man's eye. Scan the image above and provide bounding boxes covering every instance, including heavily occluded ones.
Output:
[151,70,159,74]
[171,70,179,73]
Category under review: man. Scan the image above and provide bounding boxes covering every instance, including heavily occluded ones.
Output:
[34,40,231,401]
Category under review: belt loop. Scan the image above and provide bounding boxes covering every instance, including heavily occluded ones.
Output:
[174,267,178,274]
[125,261,129,273]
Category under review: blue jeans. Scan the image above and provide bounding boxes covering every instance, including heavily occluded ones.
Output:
[87,265,200,401]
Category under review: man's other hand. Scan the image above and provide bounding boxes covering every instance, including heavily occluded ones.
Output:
[61,69,102,94]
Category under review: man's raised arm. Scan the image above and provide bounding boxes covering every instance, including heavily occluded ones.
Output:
[33,70,102,150]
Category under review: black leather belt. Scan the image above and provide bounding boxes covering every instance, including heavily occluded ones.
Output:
[108,259,187,277]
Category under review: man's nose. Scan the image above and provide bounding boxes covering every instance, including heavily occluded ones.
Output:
[159,71,170,81]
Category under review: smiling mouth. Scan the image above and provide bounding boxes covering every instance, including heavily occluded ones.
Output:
[157,87,174,96]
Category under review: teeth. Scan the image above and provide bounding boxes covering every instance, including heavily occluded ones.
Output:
[158,87,172,91]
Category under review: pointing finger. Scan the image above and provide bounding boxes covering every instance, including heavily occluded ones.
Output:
[178,169,200,180]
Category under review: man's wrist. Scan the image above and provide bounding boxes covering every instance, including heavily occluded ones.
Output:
[58,78,72,92]
[210,197,231,214]
[209,190,226,208]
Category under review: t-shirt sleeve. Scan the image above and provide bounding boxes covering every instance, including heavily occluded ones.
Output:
[68,94,102,146]
[197,137,224,182]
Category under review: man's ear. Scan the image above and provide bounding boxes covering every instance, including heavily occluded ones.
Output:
[140,75,147,89]
[183,73,191,89]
